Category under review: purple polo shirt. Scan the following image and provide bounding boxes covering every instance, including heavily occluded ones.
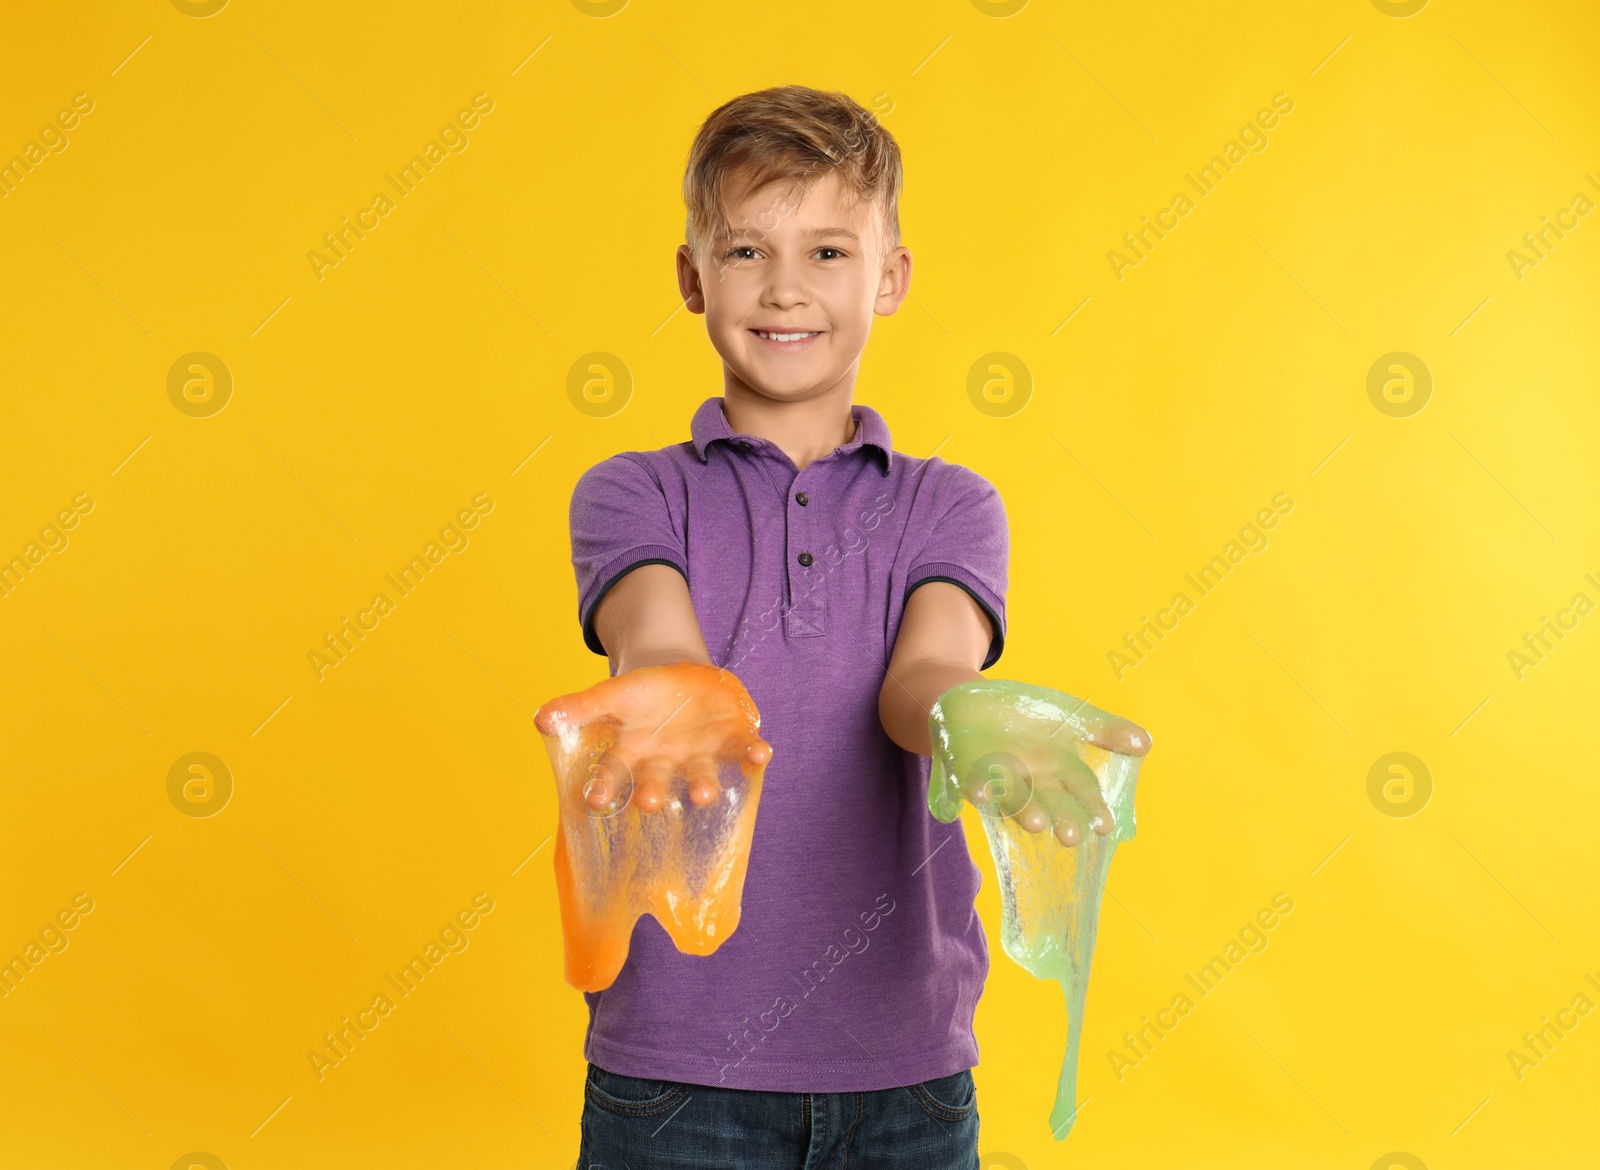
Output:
[565,395,1008,1092]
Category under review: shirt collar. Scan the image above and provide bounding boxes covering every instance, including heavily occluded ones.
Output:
[690,396,893,476]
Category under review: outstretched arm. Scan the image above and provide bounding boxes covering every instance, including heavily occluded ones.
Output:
[538,564,770,814]
[878,581,992,757]
[882,582,1152,848]
[590,563,713,675]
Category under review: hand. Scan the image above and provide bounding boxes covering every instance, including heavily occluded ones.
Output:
[535,662,773,815]
[966,742,1114,848]
[930,682,1152,848]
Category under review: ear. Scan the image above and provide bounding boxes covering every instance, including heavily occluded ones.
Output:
[676,244,707,315]
[874,244,912,317]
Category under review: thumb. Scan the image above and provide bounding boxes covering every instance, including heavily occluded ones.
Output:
[535,689,610,737]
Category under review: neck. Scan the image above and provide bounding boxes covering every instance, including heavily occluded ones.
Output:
[722,377,859,472]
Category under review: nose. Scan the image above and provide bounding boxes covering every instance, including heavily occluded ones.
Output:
[761,252,810,311]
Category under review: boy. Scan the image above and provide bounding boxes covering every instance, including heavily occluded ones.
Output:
[546,85,1149,1168]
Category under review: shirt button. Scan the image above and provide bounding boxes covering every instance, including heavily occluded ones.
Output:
[797,551,814,567]
[738,440,753,452]
[796,491,809,506]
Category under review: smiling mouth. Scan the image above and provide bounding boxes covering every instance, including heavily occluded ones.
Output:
[751,329,822,342]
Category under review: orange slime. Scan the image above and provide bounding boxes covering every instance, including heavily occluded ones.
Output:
[536,662,772,992]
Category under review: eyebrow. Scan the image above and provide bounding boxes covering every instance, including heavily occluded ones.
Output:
[799,226,860,243]
[723,226,861,244]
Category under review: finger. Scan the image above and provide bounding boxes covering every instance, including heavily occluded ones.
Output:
[741,734,773,767]
[1102,719,1153,757]
[580,750,635,812]
[1008,786,1054,835]
[536,690,611,737]
[1017,779,1083,847]
[684,754,721,808]
[1047,699,1152,758]
[1054,754,1115,836]
[534,696,567,736]
[579,762,614,810]
[727,731,773,770]
[1036,780,1092,847]
[632,756,673,814]
[1055,714,1147,756]
[961,753,1035,819]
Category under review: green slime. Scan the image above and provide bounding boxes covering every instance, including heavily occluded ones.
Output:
[928,679,1145,1141]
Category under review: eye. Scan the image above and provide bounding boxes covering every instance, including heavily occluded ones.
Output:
[726,246,758,260]
[815,247,846,260]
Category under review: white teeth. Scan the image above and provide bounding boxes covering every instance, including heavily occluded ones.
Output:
[757,330,818,342]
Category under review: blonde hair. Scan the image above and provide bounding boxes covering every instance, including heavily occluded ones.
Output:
[682,85,903,266]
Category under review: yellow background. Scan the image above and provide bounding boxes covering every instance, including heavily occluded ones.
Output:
[2,0,1597,1166]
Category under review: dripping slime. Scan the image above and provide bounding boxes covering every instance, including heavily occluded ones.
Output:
[929,679,1149,1140]
[535,662,773,992]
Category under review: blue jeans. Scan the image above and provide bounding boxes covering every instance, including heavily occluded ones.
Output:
[577,1061,980,1169]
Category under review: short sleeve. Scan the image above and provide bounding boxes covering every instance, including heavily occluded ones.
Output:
[905,465,1009,670]
[570,455,688,656]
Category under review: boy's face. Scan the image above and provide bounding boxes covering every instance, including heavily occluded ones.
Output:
[676,169,911,404]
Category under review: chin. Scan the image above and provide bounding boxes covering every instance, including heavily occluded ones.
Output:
[737,375,817,401]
